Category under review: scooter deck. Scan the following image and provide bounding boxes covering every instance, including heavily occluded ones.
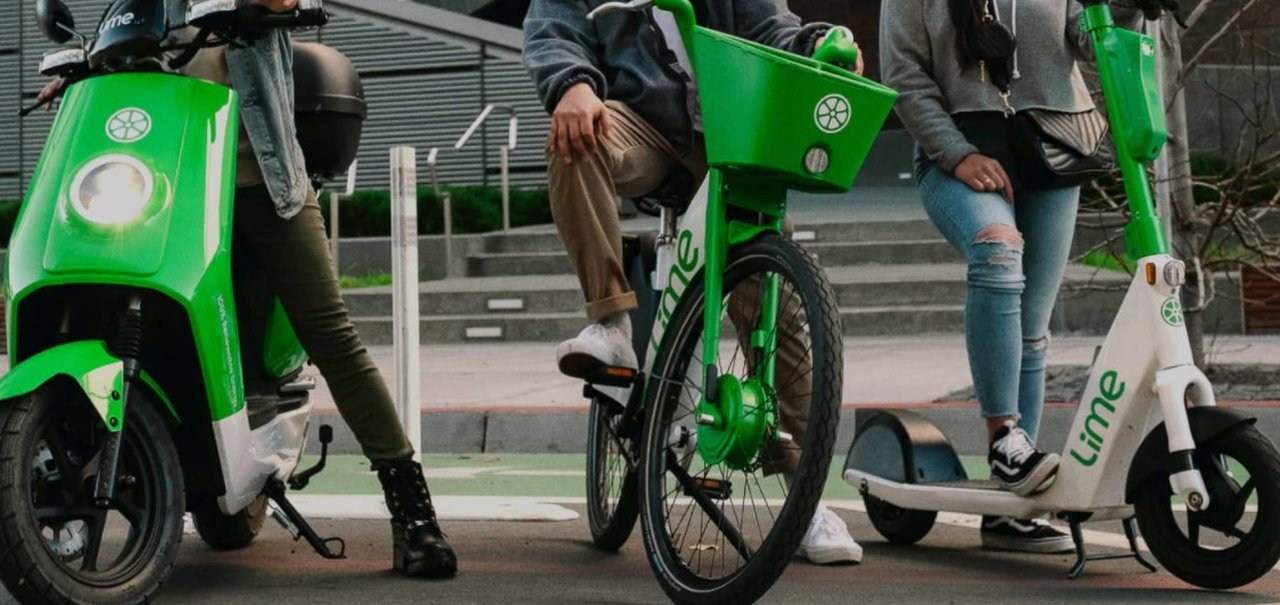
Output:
[845,470,1135,522]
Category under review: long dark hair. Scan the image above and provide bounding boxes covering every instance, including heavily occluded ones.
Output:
[950,0,987,69]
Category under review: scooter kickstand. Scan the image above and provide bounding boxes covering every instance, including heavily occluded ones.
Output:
[264,480,347,560]
[1064,515,1158,579]
[1123,517,1159,573]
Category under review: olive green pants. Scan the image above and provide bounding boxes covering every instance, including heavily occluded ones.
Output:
[233,185,413,462]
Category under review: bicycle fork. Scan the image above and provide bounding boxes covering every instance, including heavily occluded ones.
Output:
[694,169,784,469]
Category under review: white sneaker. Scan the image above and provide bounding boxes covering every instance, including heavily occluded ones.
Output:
[796,504,863,565]
[556,313,638,380]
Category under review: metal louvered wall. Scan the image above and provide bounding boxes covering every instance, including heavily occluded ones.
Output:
[1,0,549,200]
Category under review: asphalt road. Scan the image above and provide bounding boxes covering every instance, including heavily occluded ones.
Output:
[4,506,1277,605]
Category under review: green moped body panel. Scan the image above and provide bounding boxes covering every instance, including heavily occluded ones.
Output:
[0,340,177,430]
[4,72,301,422]
[263,299,306,380]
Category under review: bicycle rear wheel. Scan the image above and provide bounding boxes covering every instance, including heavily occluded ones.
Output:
[586,395,639,551]
[638,234,842,605]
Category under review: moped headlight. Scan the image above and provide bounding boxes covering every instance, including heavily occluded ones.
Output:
[70,155,154,225]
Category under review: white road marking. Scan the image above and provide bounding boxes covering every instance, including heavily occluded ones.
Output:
[423,466,512,479]
[491,470,586,477]
[291,495,579,522]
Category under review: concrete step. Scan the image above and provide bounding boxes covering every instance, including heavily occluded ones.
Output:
[481,218,943,255]
[807,239,958,266]
[346,265,971,319]
[842,305,965,336]
[353,303,966,344]
[467,239,959,278]
[467,252,573,277]
[345,276,584,317]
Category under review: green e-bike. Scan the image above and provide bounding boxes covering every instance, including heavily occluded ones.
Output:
[576,1,897,603]
[0,1,357,603]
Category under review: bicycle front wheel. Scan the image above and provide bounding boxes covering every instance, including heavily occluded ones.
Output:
[638,234,842,605]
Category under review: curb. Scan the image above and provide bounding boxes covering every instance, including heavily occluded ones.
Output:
[305,401,1280,458]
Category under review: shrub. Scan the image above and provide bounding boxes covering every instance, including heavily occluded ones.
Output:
[319,187,551,238]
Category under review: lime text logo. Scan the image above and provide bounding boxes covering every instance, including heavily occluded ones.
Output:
[1070,370,1126,467]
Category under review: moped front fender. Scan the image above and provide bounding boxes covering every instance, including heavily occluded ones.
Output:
[0,340,178,431]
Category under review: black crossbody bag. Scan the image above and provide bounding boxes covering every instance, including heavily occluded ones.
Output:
[957,0,1115,190]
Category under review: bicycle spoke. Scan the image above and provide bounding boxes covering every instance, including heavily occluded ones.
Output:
[666,453,753,561]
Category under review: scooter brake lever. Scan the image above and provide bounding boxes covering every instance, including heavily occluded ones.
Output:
[588,0,656,21]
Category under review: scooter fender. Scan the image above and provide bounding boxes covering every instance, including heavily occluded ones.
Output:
[0,341,178,431]
[844,409,967,485]
[1124,406,1256,502]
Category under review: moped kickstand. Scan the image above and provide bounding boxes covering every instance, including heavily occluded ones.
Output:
[265,425,346,559]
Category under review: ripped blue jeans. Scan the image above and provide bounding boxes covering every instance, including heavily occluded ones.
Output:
[916,154,1079,441]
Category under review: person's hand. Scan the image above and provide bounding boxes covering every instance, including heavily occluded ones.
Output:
[255,0,298,11]
[955,154,1015,202]
[35,76,68,111]
[851,43,865,76]
[550,82,611,164]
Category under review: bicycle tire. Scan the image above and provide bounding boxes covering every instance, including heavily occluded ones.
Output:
[638,234,843,605]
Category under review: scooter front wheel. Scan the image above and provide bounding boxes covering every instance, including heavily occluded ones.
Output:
[0,383,184,605]
[1134,423,1280,590]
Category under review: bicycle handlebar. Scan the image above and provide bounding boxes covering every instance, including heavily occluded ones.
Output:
[811,26,859,69]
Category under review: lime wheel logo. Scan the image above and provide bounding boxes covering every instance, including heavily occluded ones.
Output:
[106,108,152,143]
[814,94,851,134]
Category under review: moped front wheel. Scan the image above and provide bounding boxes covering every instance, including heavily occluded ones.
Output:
[1134,423,1280,590]
[638,235,842,605]
[0,383,184,605]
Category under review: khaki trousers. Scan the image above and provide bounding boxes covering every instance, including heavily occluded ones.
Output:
[547,102,811,473]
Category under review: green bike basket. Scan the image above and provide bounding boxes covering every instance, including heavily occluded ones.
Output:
[691,28,899,193]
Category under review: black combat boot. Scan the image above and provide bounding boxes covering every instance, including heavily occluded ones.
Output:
[375,457,458,577]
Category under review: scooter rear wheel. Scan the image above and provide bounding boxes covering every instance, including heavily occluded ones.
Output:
[1134,423,1280,589]
[865,495,936,545]
[0,383,184,605]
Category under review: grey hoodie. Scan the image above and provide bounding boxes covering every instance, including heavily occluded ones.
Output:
[522,0,832,154]
[880,0,1142,172]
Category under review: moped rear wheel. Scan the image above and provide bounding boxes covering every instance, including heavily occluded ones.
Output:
[638,235,842,605]
[1134,423,1280,590]
[586,395,639,551]
[0,383,184,605]
[193,495,269,551]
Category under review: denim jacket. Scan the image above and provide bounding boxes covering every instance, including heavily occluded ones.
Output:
[523,0,832,154]
[224,31,312,219]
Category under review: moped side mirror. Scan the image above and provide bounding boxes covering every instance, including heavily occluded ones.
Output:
[34,0,76,45]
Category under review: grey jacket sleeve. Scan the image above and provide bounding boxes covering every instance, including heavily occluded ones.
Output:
[522,0,609,114]
[1066,5,1145,61]
[734,0,832,57]
[880,0,977,173]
